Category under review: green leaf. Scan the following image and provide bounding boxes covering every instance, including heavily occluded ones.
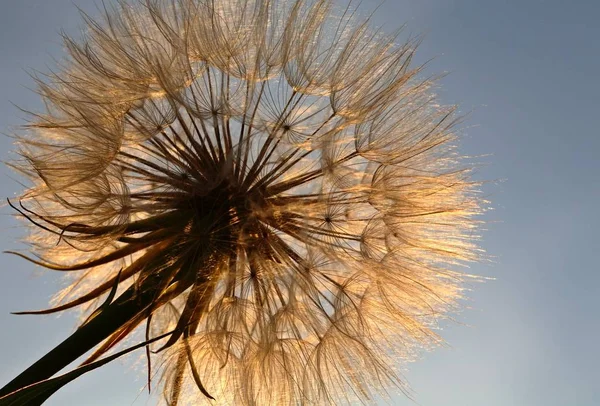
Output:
[0,330,173,406]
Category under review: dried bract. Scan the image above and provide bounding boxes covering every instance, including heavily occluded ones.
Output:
[8,0,483,404]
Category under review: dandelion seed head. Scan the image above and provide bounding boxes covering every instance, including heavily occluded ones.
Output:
[11,0,484,404]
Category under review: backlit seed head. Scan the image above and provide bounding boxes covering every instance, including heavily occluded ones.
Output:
[10,0,484,405]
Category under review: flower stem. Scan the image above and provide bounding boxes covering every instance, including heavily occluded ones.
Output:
[0,272,165,398]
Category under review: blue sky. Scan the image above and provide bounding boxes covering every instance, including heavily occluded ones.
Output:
[0,1,598,405]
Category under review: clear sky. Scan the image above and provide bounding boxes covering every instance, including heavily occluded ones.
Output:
[0,1,598,405]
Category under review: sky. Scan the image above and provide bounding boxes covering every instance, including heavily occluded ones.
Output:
[0,1,598,405]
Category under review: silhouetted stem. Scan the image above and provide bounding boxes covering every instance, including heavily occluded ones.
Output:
[0,272,165,398]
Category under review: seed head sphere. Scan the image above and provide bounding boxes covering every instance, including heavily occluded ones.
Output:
[7,0,483,404]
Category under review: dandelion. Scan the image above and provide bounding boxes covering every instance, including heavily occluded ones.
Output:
[2,0,483,404]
